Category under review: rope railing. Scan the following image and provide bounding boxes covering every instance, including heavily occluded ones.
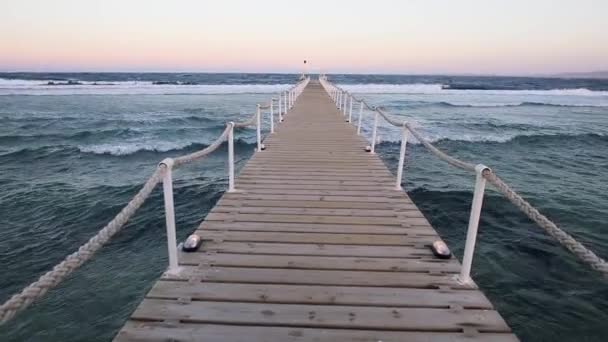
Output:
[0,76,310,325]
[0,167,164,324]
[319,75,608,281]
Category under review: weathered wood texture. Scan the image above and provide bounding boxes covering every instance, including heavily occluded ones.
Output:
[115,81,518,341]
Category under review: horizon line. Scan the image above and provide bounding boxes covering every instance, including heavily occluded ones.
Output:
[1,70,607,78]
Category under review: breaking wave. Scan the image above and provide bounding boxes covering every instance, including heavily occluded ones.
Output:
[0,78,292,96]
[339,83,608,96]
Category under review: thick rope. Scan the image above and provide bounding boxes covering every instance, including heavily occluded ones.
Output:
[484,170,608,275]
[233,112,258,128]
[405,123,477,172]
[376,108,406,127]
[0,167,164,324]
[323,78,607,276]
[173,125,231,167]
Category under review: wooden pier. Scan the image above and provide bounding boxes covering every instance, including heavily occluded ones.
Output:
[114,81,518,341]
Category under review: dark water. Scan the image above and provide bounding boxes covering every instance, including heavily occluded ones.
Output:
[0,73,607,341]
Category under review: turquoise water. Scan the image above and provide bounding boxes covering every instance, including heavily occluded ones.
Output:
[1,73,607,341]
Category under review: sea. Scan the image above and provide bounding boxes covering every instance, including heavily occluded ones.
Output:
[0,72,607,341]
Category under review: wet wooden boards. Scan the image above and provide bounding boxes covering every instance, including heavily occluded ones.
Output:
[114,81,518,341]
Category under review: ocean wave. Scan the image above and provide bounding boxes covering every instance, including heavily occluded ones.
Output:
[0,79,292,96]
[0,129,137,143]
[339,83,608,96]
[3,115,226,128]
[167,115,217,124]
[424,101,608,108]
[78,138,255,156]
[0,145,79,158]
[0,139,256,159]
[0,127,226,143]
[430,121,543,132]
[377,132,607,145]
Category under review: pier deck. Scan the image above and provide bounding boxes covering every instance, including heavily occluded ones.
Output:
[115,81,517,341]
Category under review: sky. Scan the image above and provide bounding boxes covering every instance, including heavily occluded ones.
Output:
[1,0,607,75]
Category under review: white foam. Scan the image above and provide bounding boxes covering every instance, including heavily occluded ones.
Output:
[372,130,605,145]
[78,141,195,155]
[0,78,292,95]
[340,83,608,96]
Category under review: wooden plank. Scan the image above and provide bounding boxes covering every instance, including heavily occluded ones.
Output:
[223,193,410,203]
[206,212,432,226]
[237,174,395,182]
[237,179,394,186]
[242,167,390,173]
[237,183,393,191]
[198,221,435,235]
[200,241,433,258]
[214,206,424,218]
[248,158,384,164]
[245,162,388,168]
[205,213,410,226]
[211,206,403,218]
[178,252,460,273]
[233,188,409,197]
[239,170,393,177]
[130,300,510,331]
[148,281,490,307]
[217,198,415,210]
[116,322,518,342]
[196,230,436,246]
[163,266,467,289]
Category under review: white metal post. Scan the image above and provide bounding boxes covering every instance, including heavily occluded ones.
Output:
[256,104,262,152]
[227,123,235,192]
[348,95,353,122]
[357,101,363,135]
[337,91,341,109]
[342,93,348,115]
[160,158,179,275]
[270,99,275,134]
[278,93,283,121]
[395,125,408,190]
[459,164,490,284]
[284,91,288,113]
[371,111,378,153]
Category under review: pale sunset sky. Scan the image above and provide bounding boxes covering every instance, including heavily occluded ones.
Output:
[1,0,606,74]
